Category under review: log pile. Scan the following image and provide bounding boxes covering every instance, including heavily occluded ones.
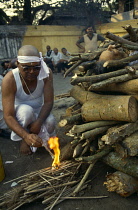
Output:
[59,24,138,198]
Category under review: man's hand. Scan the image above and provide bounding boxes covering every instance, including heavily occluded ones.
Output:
[24,133,42,147]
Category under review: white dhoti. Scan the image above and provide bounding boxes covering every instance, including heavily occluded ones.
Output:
[11,104,56,152]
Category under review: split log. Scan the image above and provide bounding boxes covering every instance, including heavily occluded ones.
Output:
[106,32,138,46]
[103,152,138,178]
[101,121,138,145]
[88,71,138,91]
[71,68,131,85]
[70,120,120,134]
[58,114,82,127]
[103,52,138,68]
[104,171,138,197]
[81,96,138,122]
[122,24,137,42]
[65,103,82,117]
[121,131,138,156]
[73,143,83,158]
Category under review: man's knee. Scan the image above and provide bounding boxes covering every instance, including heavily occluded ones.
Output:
[16,104,35,124]
[45,114,56,134]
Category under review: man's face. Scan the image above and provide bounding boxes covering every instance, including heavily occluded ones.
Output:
[46,46,51,51]
[18,61,41,81]
[62,49,67,55]
[86,27,93,34]
[54,48,58,55]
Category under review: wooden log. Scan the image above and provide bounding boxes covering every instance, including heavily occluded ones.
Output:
[76,145,112,162]
[78,60,96,72]
[90,77,138,95]
[122,24,137,42]
[58,114,82,127]
[73,143,83,158]
[88,71,138,91]
[70,121,120,134]
[101,121,138,145]
[121,131,138,156]
[103,152,138,178]
[106,32,138,46]
[70,68,130,86]
[65,103,81,117]
[104,171,138,197]
[64,60,82,77]
[81,96,138,122]
[103,52,138,68]
[80,126,111,141]
[123,44,138,50]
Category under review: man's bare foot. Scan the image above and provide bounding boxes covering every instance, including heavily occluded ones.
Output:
[20,140,32,155]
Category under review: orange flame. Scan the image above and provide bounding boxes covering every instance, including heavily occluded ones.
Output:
[48,137,60,168]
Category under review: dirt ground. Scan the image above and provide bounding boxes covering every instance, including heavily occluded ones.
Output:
[0,73,138,210]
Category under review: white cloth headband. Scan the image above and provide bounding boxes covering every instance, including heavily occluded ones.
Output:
[17,52,49,80]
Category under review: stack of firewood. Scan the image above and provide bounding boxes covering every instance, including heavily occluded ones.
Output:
[59,24,138,198]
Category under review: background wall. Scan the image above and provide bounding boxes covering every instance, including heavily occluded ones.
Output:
[0,19,138,60]
[22,25,85,55]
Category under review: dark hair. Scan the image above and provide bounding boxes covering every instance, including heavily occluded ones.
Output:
[61,48,66,51]
[1,60,10,68]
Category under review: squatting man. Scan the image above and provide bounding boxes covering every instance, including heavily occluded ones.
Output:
[2,45,56,155]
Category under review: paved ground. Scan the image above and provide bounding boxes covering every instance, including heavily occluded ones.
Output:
[0,73,138,210]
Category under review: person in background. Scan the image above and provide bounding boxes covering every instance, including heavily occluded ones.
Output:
[44,45,53,65]
[57,48,72,74]
[1,60,10,76]
[50,48,62,73]
[76,26,105,53]
[2,45,56,155]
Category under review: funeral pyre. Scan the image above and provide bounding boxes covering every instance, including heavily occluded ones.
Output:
[59,24,138,198]
[1,24,138,210]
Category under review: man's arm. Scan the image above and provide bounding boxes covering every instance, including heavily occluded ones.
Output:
[2,72,42,147]
[76,36,85,51]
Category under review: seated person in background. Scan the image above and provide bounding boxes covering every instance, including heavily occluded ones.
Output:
[49,48,62,73]
[44,45,53,65]
[76,26,105,53]
[1,60,10,76]
[57,48,72,74]
[2,45,56,155]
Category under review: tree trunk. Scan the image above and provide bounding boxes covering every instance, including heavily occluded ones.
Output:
[104,171,138,197]
[81,96,138,122]
[101,121,138,145]
[103,152,138,178]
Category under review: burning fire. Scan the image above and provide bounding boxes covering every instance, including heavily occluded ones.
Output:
[48,136,60,168]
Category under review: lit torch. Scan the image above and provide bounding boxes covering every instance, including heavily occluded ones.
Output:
[48,137,60,169]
